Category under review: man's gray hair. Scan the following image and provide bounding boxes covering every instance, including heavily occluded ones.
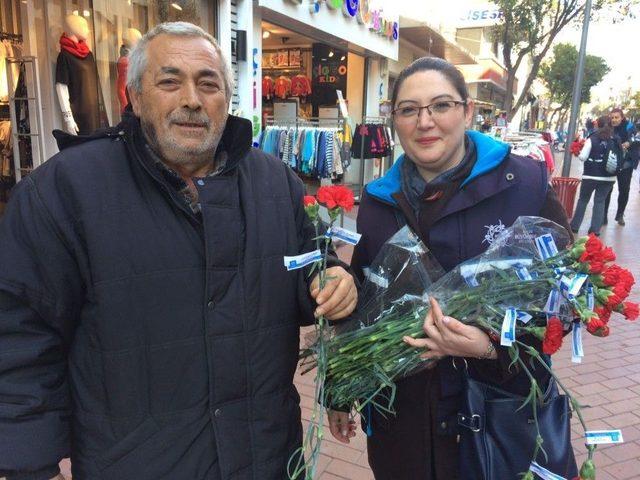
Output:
[126,22,234,102]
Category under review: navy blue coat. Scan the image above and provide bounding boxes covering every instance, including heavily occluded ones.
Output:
[0,115,323,479]
[351,131,571,478]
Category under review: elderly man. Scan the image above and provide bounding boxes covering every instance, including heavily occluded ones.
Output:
[0,22,356,480]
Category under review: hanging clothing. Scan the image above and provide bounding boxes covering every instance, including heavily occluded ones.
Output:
[290,75,312,98]
[351,122,392,158]
[262,75,274,100]
[55,49,108,135]
[258,125,347,179]
[273,76,291,99]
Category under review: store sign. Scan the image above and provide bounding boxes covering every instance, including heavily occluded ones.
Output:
[286,0,398,41]
[315,63,348,84]
[458,5,504,27]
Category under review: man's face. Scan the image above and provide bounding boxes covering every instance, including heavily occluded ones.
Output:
[129,35,228,168]
[610,112,623,127]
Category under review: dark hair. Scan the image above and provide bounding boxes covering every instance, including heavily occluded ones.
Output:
[391,57,469,108]
[595,115,613,140]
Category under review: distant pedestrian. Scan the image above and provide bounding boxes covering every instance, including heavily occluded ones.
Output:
[603,108,636,225]
[570,115,623,236]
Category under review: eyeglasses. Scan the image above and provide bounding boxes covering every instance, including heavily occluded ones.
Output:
[392,100,467,123]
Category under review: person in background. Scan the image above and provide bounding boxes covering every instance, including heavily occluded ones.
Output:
[603,107,636,225]
[570,116,623,236]
[0,22,356,480]
[327,56,573,480]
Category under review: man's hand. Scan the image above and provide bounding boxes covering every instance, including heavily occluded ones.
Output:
[622,141,630,150]
[327,409,357,444]
[402,297,497,360]
[310,266,357,320]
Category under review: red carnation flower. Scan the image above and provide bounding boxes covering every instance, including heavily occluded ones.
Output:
[542,317,564,355]
[592,325,610,337]
[588,260,606,274]
[317,185,355,212]
[613,283,631,302]
[586,315,606,334]
[601,247,616,262]
[594,306,611,323]
[303,195,317,207]
[619,302,639,321]
[601,265,622,287]
[585,233,604,254]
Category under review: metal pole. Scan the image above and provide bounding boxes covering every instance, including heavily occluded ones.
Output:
[561,0,593,177]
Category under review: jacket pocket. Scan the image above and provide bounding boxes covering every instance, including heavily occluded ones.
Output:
[95,417,160,473]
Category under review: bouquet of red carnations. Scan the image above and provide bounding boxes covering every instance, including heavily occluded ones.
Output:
[300,216,637,480]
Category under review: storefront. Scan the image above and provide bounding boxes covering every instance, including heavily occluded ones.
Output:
[0,0,221,211]
[246,0,399,192]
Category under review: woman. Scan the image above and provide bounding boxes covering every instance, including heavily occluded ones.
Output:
[603,108,636,225]
[327,57,572,479]
[570,116,622,236]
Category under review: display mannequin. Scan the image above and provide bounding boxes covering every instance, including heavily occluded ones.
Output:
[116,28,142,112]
[55,14,107,135]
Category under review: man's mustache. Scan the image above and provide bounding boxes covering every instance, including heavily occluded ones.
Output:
[168,110,211,127]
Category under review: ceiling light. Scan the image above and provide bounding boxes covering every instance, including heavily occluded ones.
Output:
[328,50,334,57]
[171,2,183,11]
[262,30,271,39]
[83,9,91,17]
[72,10,79,15]
[340,55,346,61]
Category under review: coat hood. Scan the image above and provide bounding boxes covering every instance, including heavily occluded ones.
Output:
[365,130,510,205]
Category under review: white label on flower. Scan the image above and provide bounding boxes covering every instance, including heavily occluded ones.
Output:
[365,269,389,288]
[516,266,532,281]
[283,250,322,271]
[460,258,532,277]
[585,430,624,445]
[463,274,479,287]
[587,284,595,310]
[568,273,589,297]
[500,307,517,346]
[545,289,561,313]
[516,311,533,324]
[529,462,567,480]
[535,234,559,260]
[326,226,362,245]
[553,267,567,278]
[571,321,584,363]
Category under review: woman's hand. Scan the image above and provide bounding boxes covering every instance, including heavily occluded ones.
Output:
[327,409,357,444]
[403,297,497,360]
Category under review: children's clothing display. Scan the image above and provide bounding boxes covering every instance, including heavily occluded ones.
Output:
[258,125,350,179]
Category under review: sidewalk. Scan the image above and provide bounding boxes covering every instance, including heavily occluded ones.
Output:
[299,158,640,479]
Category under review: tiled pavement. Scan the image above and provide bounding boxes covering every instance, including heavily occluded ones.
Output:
[44,157,640,479]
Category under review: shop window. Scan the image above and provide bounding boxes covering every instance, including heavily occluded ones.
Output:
[40,0,218,133]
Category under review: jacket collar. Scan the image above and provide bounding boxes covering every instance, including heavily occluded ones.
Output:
[365,130,510,206]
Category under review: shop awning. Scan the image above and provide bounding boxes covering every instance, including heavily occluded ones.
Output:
[399,21,477,65]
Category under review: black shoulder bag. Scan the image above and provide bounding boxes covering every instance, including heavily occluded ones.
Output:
[458,372,578,480]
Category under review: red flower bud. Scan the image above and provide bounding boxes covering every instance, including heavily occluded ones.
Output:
[303,195,317,207]
[620,302,639,321]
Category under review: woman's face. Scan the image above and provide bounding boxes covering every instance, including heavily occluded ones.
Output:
[393,70,474,180]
